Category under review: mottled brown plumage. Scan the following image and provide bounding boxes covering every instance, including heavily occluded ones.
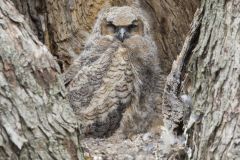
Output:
[62,6,165,138]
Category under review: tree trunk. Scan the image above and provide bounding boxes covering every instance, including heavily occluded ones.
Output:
[1,0,199,159]
[188,1,240,159]
[162,0,240,159]
[2,0,239,159]
[0,1,83,159]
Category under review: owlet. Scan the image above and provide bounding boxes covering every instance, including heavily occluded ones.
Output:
[62,6,165,138]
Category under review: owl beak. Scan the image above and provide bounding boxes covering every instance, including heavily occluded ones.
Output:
[117,27,127,42]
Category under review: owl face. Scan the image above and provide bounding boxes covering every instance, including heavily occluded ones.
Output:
[101,19,144,42]
[100,7,145,42]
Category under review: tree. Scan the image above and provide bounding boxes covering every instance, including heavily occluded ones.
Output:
[162,0,240,159]
[0,0,239,159]
[0,1,82,159]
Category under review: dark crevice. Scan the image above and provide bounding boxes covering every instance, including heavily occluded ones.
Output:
[173,120,184,136]
[26,0,46,43]
[178,13,203,96]
[12,0,47,43]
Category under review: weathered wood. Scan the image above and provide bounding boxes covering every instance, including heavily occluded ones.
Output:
[4,0,238,159]
[0,1,83,159]
[188,1,240,159]
[162,8,202,135]
[160,9,203,159]
[161,0,240,159]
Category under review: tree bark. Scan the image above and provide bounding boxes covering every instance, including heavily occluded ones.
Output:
[1,0,199,159]
[162,0,240,159]
[0,1,83,159]
[2,0,239,159]
[188,1,240,159]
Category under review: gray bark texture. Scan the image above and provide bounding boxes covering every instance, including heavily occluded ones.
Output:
[188,1,240,159]
[1,0,239,159]
[162,0,240,159]
[0,1,83,160]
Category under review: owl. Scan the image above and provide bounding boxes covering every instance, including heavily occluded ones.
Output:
[62,6,165,138]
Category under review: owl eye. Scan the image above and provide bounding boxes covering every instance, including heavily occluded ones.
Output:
[106,22,116,33]
[128,24,138,33]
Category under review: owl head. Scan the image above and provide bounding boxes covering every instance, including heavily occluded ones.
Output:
[91,6,151,42]
[81,6,160,76]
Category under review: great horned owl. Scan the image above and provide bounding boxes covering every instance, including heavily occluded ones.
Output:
[62,6,165,138]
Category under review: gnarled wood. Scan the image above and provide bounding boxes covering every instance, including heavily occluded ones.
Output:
[161,0,240,159]
[0,1,82,159]
[188,1,240,159]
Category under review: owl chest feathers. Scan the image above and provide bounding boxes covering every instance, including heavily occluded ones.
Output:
[81,47,135,120]
[64,9,161,136]
[67,45,148,137]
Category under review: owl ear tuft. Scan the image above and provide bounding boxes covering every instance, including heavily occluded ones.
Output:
[130,0,141,8]
[109,0,141,7]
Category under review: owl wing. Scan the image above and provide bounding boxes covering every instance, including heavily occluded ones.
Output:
[67,44,119,110]
[62,53,99,85]
[61,37,116,85]
[79,49,135,137]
